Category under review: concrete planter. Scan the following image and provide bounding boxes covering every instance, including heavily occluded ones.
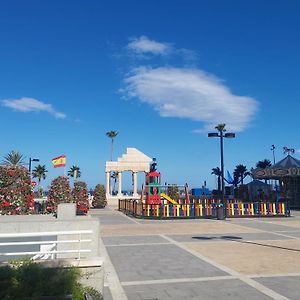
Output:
[57,203,76,219]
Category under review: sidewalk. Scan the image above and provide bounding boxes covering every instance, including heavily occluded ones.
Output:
[91,207,300,300]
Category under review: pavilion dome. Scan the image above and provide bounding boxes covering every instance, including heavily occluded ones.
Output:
[272,155,300,169]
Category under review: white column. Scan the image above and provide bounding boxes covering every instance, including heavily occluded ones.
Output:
[132,172,138,198]
[117,172,123,197]
[105,172,110,198]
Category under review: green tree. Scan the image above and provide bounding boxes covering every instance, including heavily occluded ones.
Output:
[2,150,25,166]
[111,171,118,194]
[255,159,272,184]
[46,176,73,213]
[256,159,272,169]
[167,185,180,201]
[92,184,107,208]
[32,164,48,197]
[233,164,250,185]
[68,165,81,181]
[106,130,118,161]
[211,167,222,193]
[215,123,226,133]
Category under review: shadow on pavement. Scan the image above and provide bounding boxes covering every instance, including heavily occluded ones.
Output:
[192,235,300,252]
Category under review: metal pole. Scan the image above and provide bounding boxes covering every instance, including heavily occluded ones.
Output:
[271,145,276,165]
[220,131,225,205]
[29,158,32,175]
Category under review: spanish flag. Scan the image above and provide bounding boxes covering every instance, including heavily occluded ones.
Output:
[52,155,66,168]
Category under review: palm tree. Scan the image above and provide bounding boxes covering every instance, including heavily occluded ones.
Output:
[111,171,119,195]
[2,150,25,166]
[211,167,222,192]
[106,130,118,161]
[68,166,81,181]
[32,165,48,196]
[215,123,226,133]
[255,159,272,184]
[233,164,250,185]
[256,159,272,169]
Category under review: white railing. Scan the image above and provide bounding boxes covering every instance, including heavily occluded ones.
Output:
[0,230,93,261]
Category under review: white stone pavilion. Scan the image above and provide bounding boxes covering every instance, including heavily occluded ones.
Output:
[105,148,152,200]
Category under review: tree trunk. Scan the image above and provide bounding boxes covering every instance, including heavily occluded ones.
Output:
[110,139,114,161]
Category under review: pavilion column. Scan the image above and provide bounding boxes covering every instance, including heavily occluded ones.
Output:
[105,172,110,198]
[117,172,123,197]
[132,172,138,197]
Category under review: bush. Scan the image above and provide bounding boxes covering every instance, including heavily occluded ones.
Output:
[92,184,107,208]
[72,181,89,214]
[0,166,34,215]
[46,176,73,213]
[0,261,103,300]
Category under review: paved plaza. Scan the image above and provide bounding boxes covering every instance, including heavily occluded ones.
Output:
[91,207,300,300]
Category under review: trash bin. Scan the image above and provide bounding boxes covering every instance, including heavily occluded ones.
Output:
[217,204,225,220]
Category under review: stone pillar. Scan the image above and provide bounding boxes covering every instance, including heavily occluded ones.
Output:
[117,172,123,197]
[132,172,138,198]
[105,172,110,198]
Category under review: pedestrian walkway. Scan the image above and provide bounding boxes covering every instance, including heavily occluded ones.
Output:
[91,208,300,300]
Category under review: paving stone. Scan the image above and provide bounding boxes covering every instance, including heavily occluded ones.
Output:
[274,230,300,238]
[106,244,227,282]
[185,240,300,275]
[97,214,135,225]
[100,208,300,299]
[254,276,300,300]
[166,232,292,243]
[123,279,273,300]
[103,287,113,300]
[228,219,296,232]
[103,235,169,246]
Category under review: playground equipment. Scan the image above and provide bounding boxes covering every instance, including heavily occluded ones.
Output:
[119,198,290,219]
[142,161,188,205]
[161,193,178,205]
[125,159,290,220]
[144,171,162,204]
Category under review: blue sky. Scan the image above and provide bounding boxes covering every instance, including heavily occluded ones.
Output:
[1,0,300,191]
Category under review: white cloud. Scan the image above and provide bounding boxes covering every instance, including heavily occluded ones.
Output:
[1,97,66,119]
[122,67,258,132]
[127,36,171,55]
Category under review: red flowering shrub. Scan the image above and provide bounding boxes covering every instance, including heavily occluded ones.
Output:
[0,166,34,215]
[46,176,73,213]
[72,181,89,214]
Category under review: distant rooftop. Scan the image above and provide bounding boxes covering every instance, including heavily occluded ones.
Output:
[272,154,300,169]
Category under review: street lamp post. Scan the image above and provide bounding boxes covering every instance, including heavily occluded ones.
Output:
[271,145,276,165]
[208,124,235,219]
[271,144,278,195]
[29,157,40,177]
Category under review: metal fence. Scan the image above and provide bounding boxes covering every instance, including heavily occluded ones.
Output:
[0,230,93,262]
[119,199,290,219]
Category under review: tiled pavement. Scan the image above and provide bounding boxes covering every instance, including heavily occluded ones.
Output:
[91,208,300,300]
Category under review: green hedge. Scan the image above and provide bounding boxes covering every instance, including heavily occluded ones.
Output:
[0,261,103,300]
